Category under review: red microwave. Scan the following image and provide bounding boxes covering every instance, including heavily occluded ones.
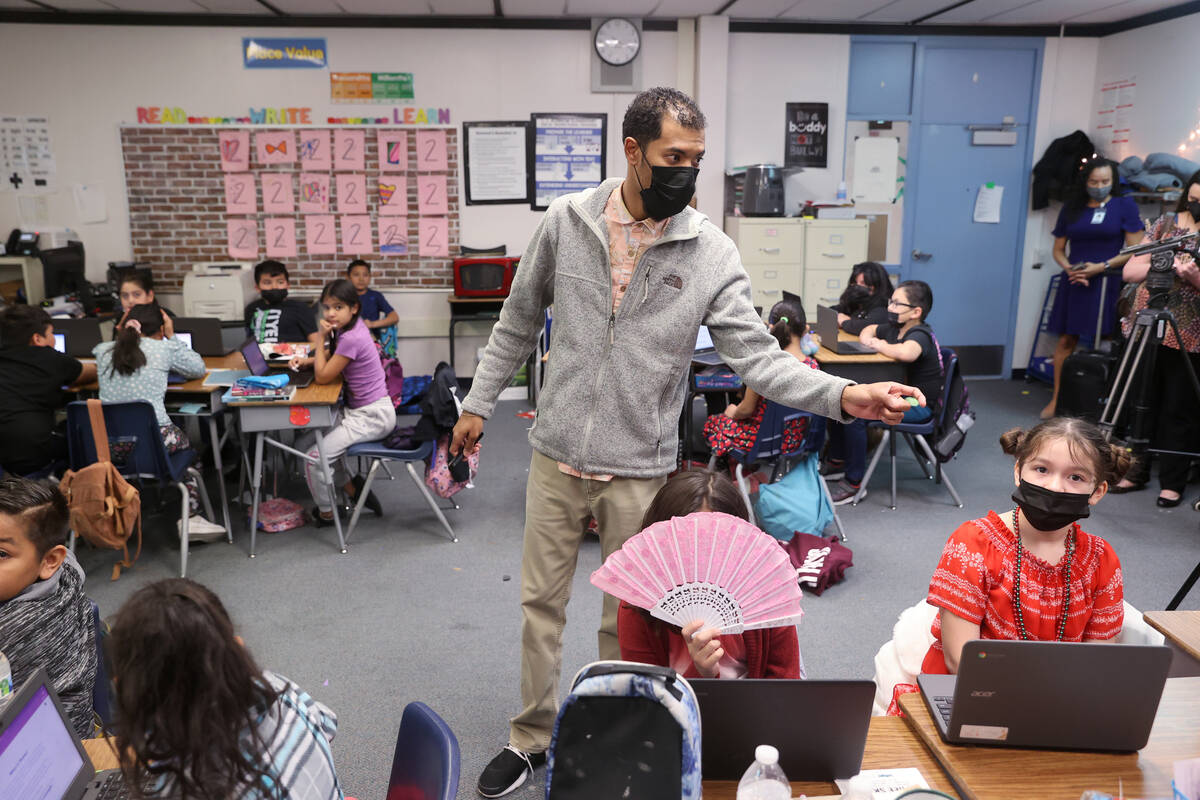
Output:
[453,257,519,297]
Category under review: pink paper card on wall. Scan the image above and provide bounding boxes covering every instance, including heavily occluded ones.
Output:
[333,130,365,171]
[336,173,367,213]
[224,173,256,215]
[264,218,298,258]
[299,173,330,214]
[261,173,295,214]
[341,215,373,255]
[378,218,408,255]
[297,130,331,171]
[377,176,407,216]
[304,215,337,255]
[416,175,448,216]
[256,131,295,165]
[377,130,409,172]
[227,219,258,259]
[418,216,448,257]
[219,130,250,171]
[415,130,448,171]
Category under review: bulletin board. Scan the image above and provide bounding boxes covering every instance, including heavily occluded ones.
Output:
[119,125,459,292]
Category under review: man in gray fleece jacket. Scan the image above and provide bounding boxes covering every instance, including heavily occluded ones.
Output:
[457,88,923,797]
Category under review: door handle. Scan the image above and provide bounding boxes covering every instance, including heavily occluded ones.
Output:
[911,249,932,261]
[821,252,845,258]
[759,247,781,255]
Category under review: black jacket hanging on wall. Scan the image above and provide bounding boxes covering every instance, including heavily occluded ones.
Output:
[1031,130,1096,210]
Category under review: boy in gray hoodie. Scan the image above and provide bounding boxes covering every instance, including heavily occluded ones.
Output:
[459,87,922,797]
[0,477,96,737]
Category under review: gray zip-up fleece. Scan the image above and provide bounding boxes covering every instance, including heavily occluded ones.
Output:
[462,178,854,478]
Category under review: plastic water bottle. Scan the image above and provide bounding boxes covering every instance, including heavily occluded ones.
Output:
[836,181,848,201]
[736,744,790,800]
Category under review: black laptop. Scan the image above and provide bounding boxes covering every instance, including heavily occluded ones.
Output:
[51,317,103,358]
[917,640,1171,751]
[690,678,874,780]
[174,317,242,356]
[240,338,314,388]
[816,305,875,355]
[0,667,134,799]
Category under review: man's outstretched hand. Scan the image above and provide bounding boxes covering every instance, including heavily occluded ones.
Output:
[841,382,926,425]
[451,411,485,456]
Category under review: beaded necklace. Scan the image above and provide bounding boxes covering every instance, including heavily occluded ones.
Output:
[1011,510,1076,641]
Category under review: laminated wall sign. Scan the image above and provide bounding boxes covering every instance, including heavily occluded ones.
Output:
[784,103,829,168]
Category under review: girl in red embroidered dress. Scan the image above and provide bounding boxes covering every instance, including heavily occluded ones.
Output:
[703,294,818,457]
[922,418,1130,674]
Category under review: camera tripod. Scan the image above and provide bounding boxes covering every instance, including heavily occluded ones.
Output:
[1099,234,1200,609]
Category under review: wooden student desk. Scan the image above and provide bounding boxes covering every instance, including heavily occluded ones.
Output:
[815,330,905,384]
[702,715,959,799]
[898,677,1200,800]
[1144,610,1200,677]
[227,376,346,557]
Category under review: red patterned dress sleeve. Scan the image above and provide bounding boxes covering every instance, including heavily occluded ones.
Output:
[1082,537,1124,640]
[922,518,993,673]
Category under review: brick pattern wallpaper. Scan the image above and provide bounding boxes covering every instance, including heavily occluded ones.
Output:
[120,126,459,292]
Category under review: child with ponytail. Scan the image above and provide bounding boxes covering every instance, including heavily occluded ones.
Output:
[922,417,1130,674]
[703,292,819,458]
[94,302,224,539]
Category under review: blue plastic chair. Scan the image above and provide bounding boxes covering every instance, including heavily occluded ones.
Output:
[386,701,461,800]
[343,439,458,544]
[852,347,965,510]
[65,400,220,577]
[89,600,114,732]
[714,400,845,541]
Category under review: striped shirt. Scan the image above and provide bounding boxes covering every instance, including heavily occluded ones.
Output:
[150,672,342,800]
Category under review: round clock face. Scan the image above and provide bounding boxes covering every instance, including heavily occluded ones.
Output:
[595,18,640,66]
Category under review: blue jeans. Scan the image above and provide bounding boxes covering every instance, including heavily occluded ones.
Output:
[828,406,933,484]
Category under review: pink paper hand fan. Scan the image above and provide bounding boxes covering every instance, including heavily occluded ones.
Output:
[590,511,803,635]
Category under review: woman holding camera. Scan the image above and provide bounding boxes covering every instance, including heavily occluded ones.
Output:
[1042,158,1145,420]
[1119,171,1200,506]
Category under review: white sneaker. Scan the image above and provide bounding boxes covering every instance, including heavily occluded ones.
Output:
[179,515,226,543]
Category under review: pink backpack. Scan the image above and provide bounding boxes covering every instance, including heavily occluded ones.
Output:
[250,497,306,533]
[425,434,479,499]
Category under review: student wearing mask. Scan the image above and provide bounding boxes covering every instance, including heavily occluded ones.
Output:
[244,260,318,344]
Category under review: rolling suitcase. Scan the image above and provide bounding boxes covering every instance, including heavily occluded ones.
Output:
[1056,270,1119,421]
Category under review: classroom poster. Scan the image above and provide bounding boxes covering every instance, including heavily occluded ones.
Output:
[297,129,331,171]
[256,131,295,165]
[333,130,365,171]
[299,173,330,213]
[415,130,448,172]
[377,176,407,215]
[0,115,56,191]
[218,130,250,171]
[224,173,256,215]
[261,173,294,214]
[378,218,408,254]
[336,173,367,214]
[530,113,605,210]
[304,214,337,255]
[227,219,258,258]
[378,130,409,172]
[340,215,372,254]
[784,102,829,168]
[264,217,297,258]
[417,174,448,216]
[418,217,448,257]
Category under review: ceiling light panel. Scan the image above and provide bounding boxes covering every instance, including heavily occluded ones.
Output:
[430,0,495,13]
[499,0,568,15]
[653,0,727,15]
[263,0,345,12]
[109,0,206,11]
[860,0,962,22]
[194,0,269,12]
[777,0,897,21]
[724,0,805,19]
[335,0,432,14]
[931,0,1038,23]
[1061,0,1178,23]
[566,0,656,15]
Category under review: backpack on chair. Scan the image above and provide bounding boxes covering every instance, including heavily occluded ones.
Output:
[58,400,142,580]
[545,661,702,800]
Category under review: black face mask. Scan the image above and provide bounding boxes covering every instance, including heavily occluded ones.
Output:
[886,311,902,326]
[635,155,698,221]
[1011,479,1092,532]
[1187,200,1200,220]
[261,288,288,305]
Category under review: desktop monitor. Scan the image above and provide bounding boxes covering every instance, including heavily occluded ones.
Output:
[53,333,65,353]
[39,244,87,299]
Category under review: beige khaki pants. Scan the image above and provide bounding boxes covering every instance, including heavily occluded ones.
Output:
[508,450,666,753]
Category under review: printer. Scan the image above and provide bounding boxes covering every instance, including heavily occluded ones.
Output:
[182,262,255,321]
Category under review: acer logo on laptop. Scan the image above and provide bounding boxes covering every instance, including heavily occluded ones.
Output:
[970,690,996,698]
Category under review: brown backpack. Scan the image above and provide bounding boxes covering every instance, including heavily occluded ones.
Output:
[59,399,142,580]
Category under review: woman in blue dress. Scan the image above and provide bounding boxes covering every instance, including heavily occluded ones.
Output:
[1042,158,1145,419]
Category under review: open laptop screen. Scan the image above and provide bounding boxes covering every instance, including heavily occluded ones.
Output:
[174,331,193,350]
[54,333,66,353]
[240,339,269,376]
[695,325,714,352]
[0,684,85,799]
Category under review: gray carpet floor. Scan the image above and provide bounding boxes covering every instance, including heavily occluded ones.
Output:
[76,378,1200,800]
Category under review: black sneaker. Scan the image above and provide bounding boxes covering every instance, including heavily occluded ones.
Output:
[829,478,864,505]
[477,745,546,798]
[819,459,846,481]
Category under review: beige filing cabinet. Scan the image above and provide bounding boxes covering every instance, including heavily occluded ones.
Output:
[724,217,804,313]
[802,219,870,318]
[725,217,869,319]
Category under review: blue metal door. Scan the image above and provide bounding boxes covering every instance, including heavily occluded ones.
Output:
[905,41,1041,375]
